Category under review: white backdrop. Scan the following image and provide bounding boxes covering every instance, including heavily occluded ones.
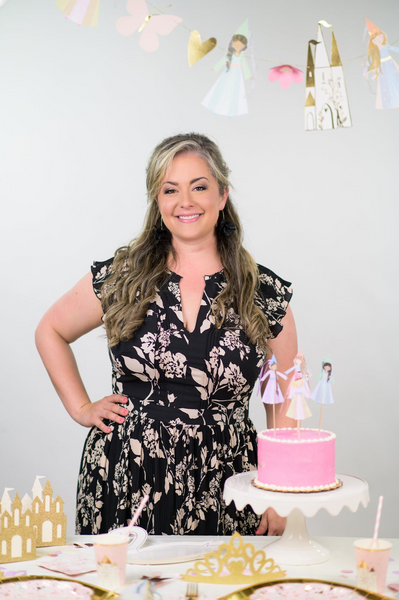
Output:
[0,0,398,538]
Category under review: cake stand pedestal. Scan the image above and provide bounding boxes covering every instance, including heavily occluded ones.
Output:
[224,472,369,566]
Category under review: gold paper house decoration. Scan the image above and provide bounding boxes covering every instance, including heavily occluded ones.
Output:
[31,480,66,547]
[0,478,67,563]
[0,492,36,563]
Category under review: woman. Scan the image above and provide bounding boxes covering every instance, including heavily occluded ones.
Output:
[35,133,297,536]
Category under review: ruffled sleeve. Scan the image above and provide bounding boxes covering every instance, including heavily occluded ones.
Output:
[91,257,114,303]
[255,264,293,339]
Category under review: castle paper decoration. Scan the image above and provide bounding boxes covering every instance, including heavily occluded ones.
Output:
[0,477,66,563]
[305,21,352,131]
[182,532,285,585]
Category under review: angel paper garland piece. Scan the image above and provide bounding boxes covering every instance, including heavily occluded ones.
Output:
[116,0,182,53]
[363,18,399,109]
[202,19,253,117]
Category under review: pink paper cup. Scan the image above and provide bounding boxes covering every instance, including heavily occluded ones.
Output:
[354,538,392,594]
[93,533,128,590]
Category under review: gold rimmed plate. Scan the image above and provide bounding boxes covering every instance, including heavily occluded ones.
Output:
[219,578,389,600]
[0,574,119,599]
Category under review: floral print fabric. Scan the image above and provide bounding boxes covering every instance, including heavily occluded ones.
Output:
[75,260,292,535]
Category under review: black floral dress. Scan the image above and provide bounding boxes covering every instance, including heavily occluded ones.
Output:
[75,259,292,535]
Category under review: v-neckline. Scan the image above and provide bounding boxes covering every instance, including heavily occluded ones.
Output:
[167,270,224,334]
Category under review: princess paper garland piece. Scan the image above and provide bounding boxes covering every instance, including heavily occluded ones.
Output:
[305,21,352,131]
[202,19,253,117]
[116,0,182,53]
[56,0,100,27]
[363,18,399,109]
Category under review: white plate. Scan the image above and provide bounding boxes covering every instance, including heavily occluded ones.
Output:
[127,541,220,565]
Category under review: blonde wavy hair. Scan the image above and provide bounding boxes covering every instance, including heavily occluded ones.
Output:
[101,133,271,353]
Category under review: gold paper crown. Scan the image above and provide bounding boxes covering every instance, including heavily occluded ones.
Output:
[182,533,285,585]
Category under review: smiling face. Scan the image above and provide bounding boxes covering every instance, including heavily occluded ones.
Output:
[157,153,228,246]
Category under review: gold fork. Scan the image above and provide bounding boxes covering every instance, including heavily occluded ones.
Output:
[186,582,198,599]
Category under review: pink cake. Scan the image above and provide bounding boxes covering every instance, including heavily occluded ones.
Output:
[254,428,340,492]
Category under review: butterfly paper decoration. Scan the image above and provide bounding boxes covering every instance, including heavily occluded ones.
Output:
[116,0,182,52]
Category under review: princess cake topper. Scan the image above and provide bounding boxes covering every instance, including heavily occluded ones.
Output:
[285,350,311,407]
[201,19,254,117]
[311,356,334,432]
[285,371,312,439]
[259,355,287,435]
[363,18,399,110]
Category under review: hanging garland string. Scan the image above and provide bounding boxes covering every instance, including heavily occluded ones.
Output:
[145,2,398,68]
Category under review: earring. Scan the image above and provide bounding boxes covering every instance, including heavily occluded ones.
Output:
[218,210,236,238]
[154,215,170,244]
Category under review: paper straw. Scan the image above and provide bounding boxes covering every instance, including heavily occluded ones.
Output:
[371,495,383,548]
[126,494,149,535]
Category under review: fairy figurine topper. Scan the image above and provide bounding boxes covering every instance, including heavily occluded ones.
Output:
[285,370,312,439]
[201,19,254,117]
[311,357,334,432]
[363,18,399,110]
[258,355,287,435]
[285,350,312,401]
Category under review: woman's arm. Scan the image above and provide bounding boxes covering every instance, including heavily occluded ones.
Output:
[35,273,128,434]
[256,306,298,536]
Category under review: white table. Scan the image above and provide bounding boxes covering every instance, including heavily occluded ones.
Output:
[1,535,398,599]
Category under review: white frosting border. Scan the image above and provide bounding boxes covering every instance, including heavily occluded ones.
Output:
[252,477,342,493]
[258,428,336,444]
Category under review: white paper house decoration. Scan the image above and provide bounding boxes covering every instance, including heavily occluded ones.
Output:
[305,21,352,131]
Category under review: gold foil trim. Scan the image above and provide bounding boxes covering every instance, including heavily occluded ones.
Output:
[0,575,119,600]
[188,30,217,66]
[330,30,342,66]
[305,92,316,107]
[219,577,386,600]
